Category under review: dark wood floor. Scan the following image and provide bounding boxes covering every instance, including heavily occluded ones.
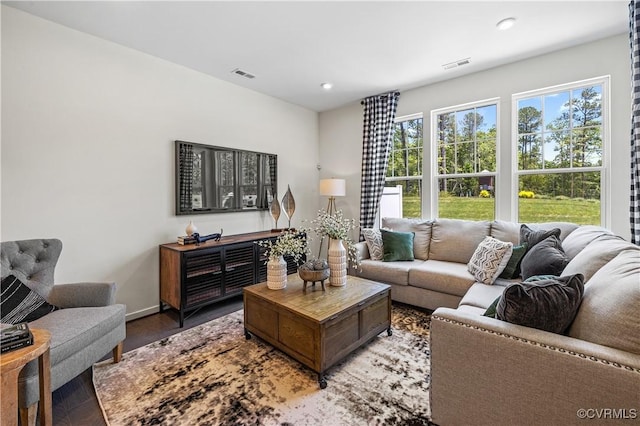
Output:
[49,296,244,425]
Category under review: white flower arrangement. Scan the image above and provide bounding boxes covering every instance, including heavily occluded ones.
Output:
[310,209,360,268]
[257,229,309,265]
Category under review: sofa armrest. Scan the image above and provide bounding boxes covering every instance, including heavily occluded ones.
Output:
[47,282,116,308]
[430,307,640,425]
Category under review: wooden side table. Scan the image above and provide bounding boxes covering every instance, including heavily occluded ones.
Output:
[0,328,52,426]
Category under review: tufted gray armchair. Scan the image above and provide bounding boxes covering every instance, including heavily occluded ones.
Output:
[1,238,126,424]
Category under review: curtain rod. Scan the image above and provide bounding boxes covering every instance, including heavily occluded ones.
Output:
[360,90,400,105]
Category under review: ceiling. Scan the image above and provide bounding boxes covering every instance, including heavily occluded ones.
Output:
[4,1,629,112]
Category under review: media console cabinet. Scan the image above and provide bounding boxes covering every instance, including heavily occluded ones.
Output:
[159,230,300,327]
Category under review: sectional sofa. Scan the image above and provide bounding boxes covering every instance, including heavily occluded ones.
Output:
[354,218,640,425]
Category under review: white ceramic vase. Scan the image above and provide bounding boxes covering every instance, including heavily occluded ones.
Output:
[185,221,197,236]
[267,255,287,290]
[327,238,347,286]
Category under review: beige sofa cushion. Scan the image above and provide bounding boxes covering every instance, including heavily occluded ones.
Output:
[459,282,507,310]
[528,221,579,242]
[429,219,491,263]
[381,217,433,260]
[562,235,633,283]
[567,249,640,355]
[408,260,476,297]
[561,225,616,260]
[490,220,520,244]
[356,259,422,286]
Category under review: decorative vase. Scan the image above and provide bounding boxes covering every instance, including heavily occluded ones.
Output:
[327,238,347,286]
[267,255,287,290]
[185,221,197,236]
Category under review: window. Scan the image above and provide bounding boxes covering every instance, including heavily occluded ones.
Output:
[385,114,423,218]
[513,77,607,225]
[431,99,499,221]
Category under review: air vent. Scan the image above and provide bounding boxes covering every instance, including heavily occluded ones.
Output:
[231,68,256,79]
[442,57,471,70]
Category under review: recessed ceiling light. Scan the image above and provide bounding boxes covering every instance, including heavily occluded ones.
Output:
[321,82,333,90]
[496,17,516,31]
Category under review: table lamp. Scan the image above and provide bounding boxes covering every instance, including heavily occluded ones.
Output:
[319,178,346,215]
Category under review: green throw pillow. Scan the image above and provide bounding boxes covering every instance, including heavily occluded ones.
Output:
[381,229,415,262]
[499,243,528,279]
[483,296,501,318]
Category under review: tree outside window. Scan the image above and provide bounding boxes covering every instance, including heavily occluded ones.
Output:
[433,100,498,221]
[515,78,605,225]
[386,116,423,218]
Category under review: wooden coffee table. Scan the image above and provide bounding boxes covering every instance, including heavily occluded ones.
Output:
[243,275,391,388]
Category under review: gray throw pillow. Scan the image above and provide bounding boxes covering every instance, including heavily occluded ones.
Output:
[520,224,561,253]
[520,235,569,281]
[496,274,584,334]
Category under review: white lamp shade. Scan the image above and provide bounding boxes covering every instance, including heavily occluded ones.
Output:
[319,178,346,197]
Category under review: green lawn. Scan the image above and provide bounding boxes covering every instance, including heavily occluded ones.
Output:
[402,196,600,225]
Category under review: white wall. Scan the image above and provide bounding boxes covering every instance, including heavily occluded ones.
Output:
[319,34,632,240]
[1,6,319,319]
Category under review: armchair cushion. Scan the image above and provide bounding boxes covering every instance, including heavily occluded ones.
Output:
[1,275,59,324]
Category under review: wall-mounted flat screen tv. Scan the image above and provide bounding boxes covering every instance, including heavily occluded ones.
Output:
[175,140,277,215]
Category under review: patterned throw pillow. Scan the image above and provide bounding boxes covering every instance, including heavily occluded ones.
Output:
[0,275,59,324]
[467,236,514,285]
[362,228,384,261]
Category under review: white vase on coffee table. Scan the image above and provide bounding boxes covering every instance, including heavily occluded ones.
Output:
[267,255,287,290]
[327,238,347,286]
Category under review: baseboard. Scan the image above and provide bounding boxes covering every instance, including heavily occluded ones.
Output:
[125,305,160,322]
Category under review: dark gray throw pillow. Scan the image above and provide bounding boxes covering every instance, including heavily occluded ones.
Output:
[519,224,561,253]
[0,275,59,324]
[496,273,585,334]
[520,235,569,281]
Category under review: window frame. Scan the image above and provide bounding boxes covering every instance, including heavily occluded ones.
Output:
[430,97,501,220]
[511,76,610,226]
[385,112,424,218]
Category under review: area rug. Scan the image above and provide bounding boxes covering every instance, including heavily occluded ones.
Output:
[93,304,433,426]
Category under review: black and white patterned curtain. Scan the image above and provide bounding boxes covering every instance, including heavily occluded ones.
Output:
[179,143,194,211]
[630,1,640,244]
[359,91,400,237]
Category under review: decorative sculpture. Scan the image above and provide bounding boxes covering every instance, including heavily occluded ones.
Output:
[282,185,296,229]
[270,195,281,231]
[192,230,223,245]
